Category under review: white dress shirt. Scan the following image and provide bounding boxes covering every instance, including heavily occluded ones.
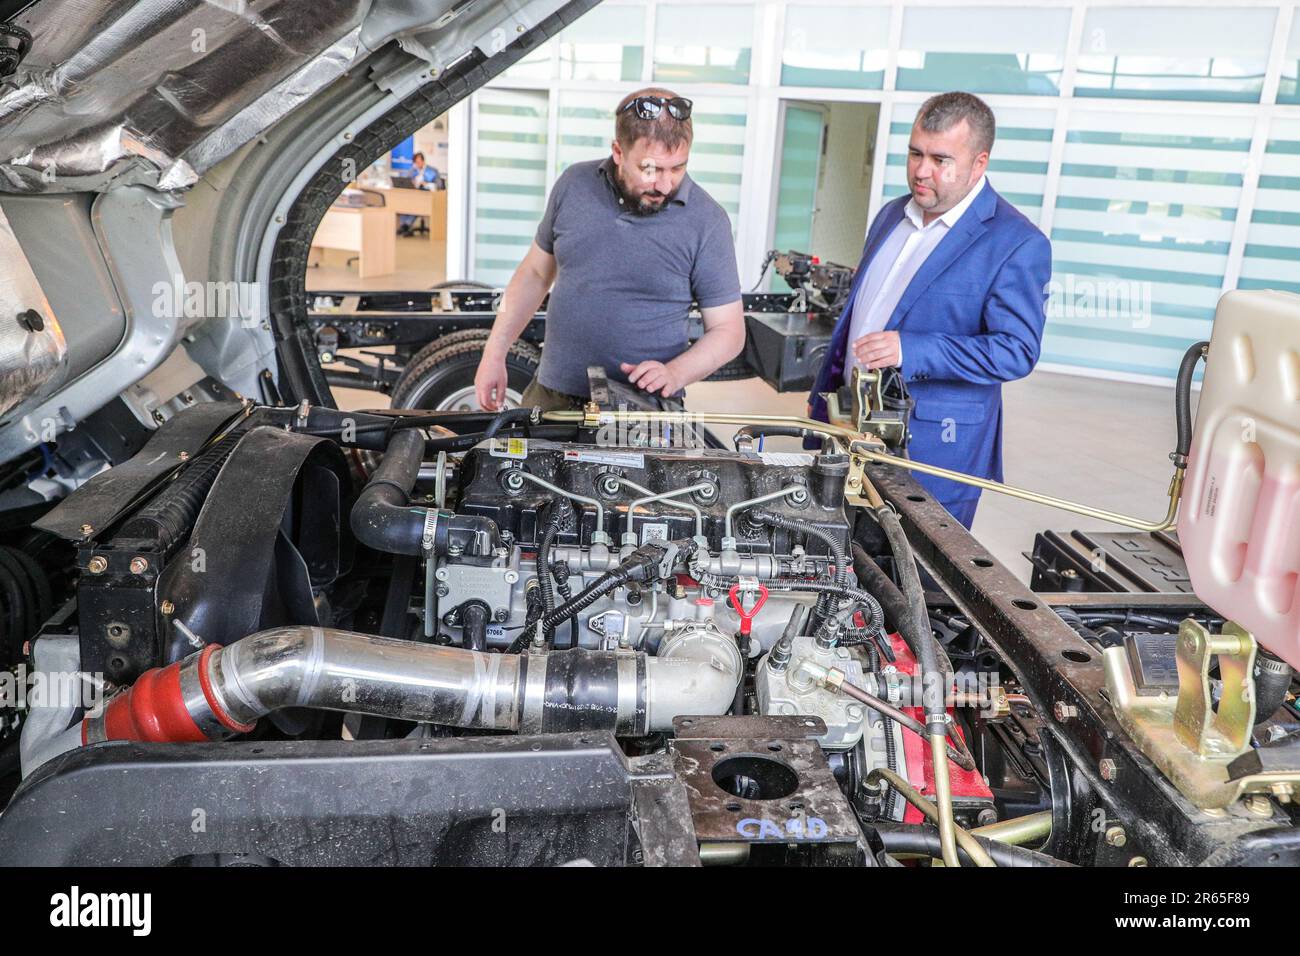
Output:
[843,176,987,383]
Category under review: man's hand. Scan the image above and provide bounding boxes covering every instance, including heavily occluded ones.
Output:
[852,330,901,370]
[620,360,683,398]
[472,242,556,411]
[617,301,744,399]
[474,349,509,411]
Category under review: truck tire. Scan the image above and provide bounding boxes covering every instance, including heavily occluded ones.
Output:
[390,332,541,411]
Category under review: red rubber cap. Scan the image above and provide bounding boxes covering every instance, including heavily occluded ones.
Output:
[103,661,207,743]
[727,583,769,637]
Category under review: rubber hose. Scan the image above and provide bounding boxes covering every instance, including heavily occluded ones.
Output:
[871,822,1073,867]
[851,542,953,678]
[1254,649,1293,726]
[537,522,559,615]
[1174,340,1209,462]
[871,509,945,723]
[350,428,427,555]
[483,407,539,441]
[460,601,491,652]
[753,508,850,624]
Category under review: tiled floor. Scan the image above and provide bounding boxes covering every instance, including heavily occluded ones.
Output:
[312,247,1182,583]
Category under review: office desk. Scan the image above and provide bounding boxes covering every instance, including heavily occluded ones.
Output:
[312,186,446,278]
[383,187,447,241]
[311,205,394,279]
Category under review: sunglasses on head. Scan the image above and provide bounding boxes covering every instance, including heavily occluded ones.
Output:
[618,95,693,122]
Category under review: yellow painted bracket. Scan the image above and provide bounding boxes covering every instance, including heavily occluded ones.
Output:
[1104,620,1299,808]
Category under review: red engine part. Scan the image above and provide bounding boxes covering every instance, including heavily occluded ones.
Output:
[727,583,769,637]
[887,634,992,823]
[97,659,206,744]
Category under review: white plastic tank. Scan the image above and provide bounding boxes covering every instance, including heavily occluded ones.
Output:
[1178,290,1300,668]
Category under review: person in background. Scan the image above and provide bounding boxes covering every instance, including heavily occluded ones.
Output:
[808,92,1051,529]
[473,88,744,412]
[397,151,440,236]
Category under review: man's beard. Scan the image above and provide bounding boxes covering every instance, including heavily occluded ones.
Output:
[614,172,675,216]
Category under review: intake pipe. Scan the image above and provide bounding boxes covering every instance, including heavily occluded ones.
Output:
[77,623,742,749]
[350,427,503,556]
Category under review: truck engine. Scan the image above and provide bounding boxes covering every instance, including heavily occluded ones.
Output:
[2,397,1028,866]
[0,0,1296,876]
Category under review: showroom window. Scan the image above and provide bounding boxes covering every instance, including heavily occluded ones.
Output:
[1279,14,1300,104]
[653,3,754,84]
[559,4,646,82]
[557,91,616,175]
[780,4,891,89]
[772,104,825,254]
[1239,118,1300,295]
[1044,109,1253,378]
[459,0,1300,383]
[1074,6,1276,102]
[679,97,747,231]
[896,5,1071,95]
[471,89,550,287]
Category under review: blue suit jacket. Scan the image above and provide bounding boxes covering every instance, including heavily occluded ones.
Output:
[809,183,1051,516]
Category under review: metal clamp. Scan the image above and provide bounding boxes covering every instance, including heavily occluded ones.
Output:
[420,508,440,554]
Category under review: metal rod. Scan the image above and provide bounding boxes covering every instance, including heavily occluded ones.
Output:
[929,731,963,867]
[853,444,1184,533]
[865,766,996,867]
[971,810,1053,847]
[511,468,606,531]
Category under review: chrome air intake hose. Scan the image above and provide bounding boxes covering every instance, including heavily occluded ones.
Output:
[73,623,742,755]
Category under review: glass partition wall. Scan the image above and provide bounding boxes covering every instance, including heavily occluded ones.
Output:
[460,0,1300,383]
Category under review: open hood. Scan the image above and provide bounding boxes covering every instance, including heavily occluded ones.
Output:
[0,0,567,194]
[0,0,593,470]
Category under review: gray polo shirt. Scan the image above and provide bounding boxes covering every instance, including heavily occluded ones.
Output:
[533,157,742,396]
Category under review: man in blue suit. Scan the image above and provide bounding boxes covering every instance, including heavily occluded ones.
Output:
[808,92,1051,528]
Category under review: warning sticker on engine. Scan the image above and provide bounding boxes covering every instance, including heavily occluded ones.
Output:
[758,452,815,467]
[562,449,645,469]
[489,437,528,459]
